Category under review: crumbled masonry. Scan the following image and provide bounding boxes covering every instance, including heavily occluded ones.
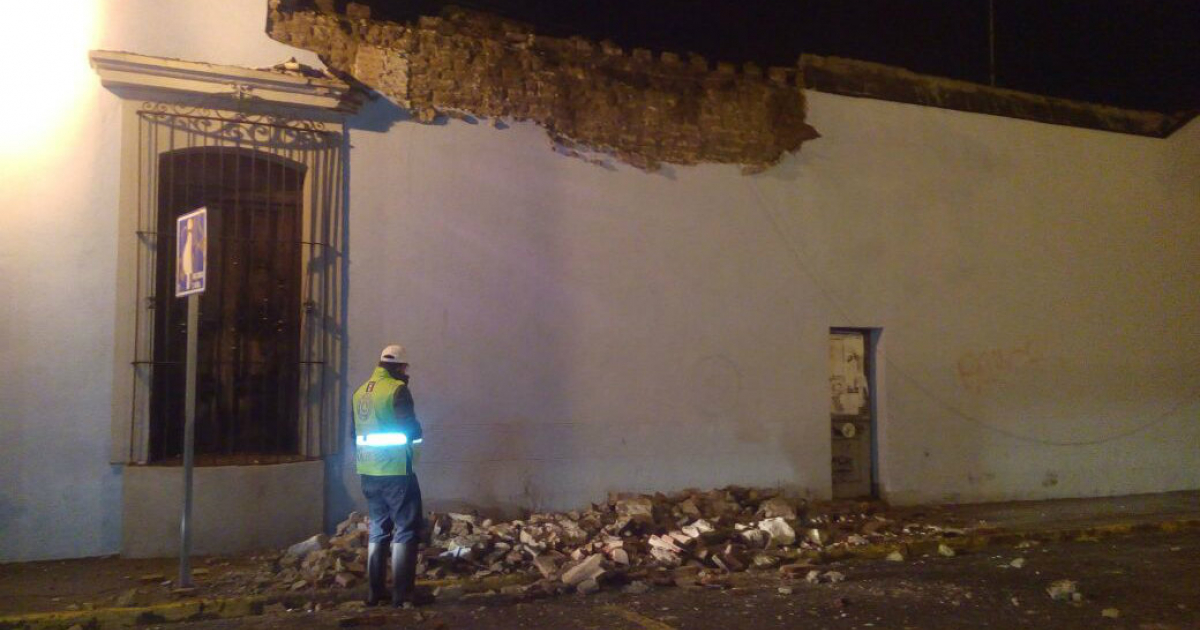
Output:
[270,486,976,597]
[265,0,818,172]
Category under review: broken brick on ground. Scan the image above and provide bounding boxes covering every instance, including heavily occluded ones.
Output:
[271,486,973,598]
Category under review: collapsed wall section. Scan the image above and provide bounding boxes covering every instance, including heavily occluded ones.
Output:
[266,0,818,171]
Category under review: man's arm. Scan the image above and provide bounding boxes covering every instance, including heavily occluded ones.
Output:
[393,385,423,442]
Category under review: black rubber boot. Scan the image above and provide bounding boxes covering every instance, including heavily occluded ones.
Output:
[390,540,419,607]
[365,542,388,606]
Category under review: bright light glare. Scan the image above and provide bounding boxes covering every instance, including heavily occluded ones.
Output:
[357,432,409,446]
[0,0,99,160]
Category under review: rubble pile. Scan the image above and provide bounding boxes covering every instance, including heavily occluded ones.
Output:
[271,486,966,596]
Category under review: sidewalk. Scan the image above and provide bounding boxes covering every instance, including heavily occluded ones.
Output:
[929,491,1200,532]
[1,490,1197,627]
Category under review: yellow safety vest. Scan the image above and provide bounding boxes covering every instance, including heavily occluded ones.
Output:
[352,367,420,476]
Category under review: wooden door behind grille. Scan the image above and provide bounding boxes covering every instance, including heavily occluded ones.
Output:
[150,148,305,462]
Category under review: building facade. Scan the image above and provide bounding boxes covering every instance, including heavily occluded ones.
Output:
[0,0,1197,562]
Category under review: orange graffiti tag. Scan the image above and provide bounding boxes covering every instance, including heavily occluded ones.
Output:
[956,340,1044,394]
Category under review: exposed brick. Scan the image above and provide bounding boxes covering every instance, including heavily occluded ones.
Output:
[266,1,818,171]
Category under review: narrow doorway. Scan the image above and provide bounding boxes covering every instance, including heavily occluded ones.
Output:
[830,328,877,499]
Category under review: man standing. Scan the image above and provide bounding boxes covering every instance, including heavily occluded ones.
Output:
[352,344,424,607]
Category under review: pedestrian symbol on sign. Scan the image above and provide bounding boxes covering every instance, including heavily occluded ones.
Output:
[176,207,207,297]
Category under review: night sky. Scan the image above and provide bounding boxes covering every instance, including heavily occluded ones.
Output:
[361,0,1199,113]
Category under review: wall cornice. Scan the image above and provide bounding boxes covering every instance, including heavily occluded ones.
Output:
[90,50,363,114]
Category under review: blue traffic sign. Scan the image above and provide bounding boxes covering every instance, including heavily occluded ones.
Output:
[175,207,207,297]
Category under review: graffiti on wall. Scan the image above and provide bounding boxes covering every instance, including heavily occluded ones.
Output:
[956,339,1044,394]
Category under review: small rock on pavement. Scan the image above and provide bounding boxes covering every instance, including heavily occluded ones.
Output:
[1046,579,1079,601]
[886,550,905,562]
[1101,608,1120,618]
[1009,558,1026,569]
[434,585,465,601]
[938,544,956,557]
[777,586,793,595]
[115,588,151,607]
[622,580,651,595]
[805,570,845,584]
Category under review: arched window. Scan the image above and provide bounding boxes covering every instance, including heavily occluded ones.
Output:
[150,148,306,462]
[93,51,356,465]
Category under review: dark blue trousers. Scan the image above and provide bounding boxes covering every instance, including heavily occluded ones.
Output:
[361,474,423,545]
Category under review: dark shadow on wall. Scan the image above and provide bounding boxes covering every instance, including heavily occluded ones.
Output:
[323,111,360,534]
[347,92,412,133]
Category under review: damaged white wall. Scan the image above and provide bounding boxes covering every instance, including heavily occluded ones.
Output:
[338,95,1199,522]
[1,0,1197,563]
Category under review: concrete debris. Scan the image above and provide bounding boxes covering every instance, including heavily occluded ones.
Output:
[777,586,793,595]
[886,551,905,562]
[739,528,769,548]
[1101,608,1120,618]
[1009,558,1026,569]
[533,554,563,578]
[757,497,799,520]
[752,553,781,569]
[285,534,329,560]
[615,496,656,524]
[757,517,796,546]
[561,554,605,586]
[576,577,601,595]
[938,544,957,557]
[268,486,970,597]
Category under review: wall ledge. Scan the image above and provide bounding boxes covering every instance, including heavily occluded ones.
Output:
[800,54,1196,138]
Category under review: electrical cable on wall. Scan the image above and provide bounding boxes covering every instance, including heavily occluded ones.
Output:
[743,176,1199,447]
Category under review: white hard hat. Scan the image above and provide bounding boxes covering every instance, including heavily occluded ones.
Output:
[379,344,408,364]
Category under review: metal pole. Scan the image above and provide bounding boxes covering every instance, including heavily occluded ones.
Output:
[179,293,198,588]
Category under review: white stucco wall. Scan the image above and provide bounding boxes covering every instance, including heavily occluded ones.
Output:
[338,94,1200,518]
[1,0,1196,562]
[0,0,320,562]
